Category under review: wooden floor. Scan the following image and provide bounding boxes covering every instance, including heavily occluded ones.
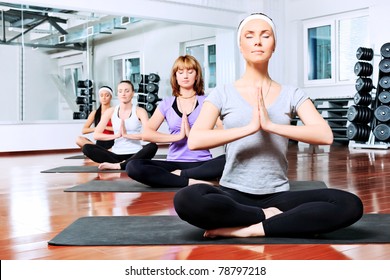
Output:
[1,143,390,260]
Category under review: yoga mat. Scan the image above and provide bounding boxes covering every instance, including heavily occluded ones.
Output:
[64,155,87,159]
[41,166,125,173]
[64,180,327,193]
[48,214,390,246]
[64,179,180,192]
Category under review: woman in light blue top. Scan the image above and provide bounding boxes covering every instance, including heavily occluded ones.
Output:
[173,13,363,238]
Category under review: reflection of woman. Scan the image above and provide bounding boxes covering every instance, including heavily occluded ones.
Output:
[82,80,157,164]
[174,14,363,238]
[125,55,225,188]
[75,86,114,149]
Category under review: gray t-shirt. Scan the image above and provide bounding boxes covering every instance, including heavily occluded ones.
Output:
[206,84,308,195]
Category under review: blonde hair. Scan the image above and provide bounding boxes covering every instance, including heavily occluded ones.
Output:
[170,55,204,97]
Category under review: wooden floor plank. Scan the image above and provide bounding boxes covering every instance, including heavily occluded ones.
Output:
[1,144,390,260]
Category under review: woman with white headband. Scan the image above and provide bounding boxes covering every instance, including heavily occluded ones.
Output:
[75,85,115,149]
[173,13,363,237]
[82,80,157,165]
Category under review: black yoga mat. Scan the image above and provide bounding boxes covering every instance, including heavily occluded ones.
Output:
[48,214,390,246]
[64,155,87,159]
[64,179,180,192]
[41,166,125,173]
[64,180,327,193]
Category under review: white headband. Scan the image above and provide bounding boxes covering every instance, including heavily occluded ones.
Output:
[98,86,113,96]
[237,14,276,47]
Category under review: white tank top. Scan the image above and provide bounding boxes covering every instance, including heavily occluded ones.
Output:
[111,104,143,155]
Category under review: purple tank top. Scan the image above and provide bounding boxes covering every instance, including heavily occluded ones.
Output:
[158,95,212,162]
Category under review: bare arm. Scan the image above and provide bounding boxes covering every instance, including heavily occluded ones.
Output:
[81,110,96,134]
[142,108,186,143]
[94,107,120,141]
[188,88,333,150]
[261,98,333,145]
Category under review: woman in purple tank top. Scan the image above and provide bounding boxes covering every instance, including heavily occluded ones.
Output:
[125,55,226,188]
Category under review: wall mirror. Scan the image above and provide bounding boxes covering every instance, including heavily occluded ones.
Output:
[0,1,238,123]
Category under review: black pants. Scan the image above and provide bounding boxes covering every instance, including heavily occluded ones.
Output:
[173,184,363,237]
[82,142,158,164]
[96,140,114,149]
[126,154,226,188]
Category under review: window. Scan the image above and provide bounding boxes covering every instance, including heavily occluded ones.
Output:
[112,52,141,96]
[303,10,369,86]
[184,38,216,92]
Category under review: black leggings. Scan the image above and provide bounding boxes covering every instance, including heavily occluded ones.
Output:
[96,140,114,149]
[126,154,226,188]
[173,184,363,236]
[82,142,158,164]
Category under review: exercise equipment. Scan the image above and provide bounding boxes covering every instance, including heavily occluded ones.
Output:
[347,105,373,123]
[374,105,390,122]
[378,91,390,104]
[356,47,374,61]
[380,42,390,58]
[373,123,390,141]
[347,123,371,142]
[136,73,161,116]
[354,61,373,77]
[353,92,372,106]
[379,59,390,74]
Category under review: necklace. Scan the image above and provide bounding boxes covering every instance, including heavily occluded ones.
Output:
[263,79,272,100]
[179,92,196,99]
[177,95,197,115]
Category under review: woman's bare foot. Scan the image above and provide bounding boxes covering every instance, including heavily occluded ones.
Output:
[171,169,181,176]
[204,222,265,238]
[98,162,121,170]
[203,208,282,238]
[188,178,216,186]
[263,207,282,219]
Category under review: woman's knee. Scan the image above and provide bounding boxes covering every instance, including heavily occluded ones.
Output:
[125,159,144,178]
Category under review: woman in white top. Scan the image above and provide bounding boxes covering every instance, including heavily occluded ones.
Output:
[82,80,157,166]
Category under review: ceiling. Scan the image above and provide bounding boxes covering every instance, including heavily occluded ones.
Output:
[0,2,139,51]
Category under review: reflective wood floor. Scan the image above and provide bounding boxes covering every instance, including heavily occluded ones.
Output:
[1,143,390,260]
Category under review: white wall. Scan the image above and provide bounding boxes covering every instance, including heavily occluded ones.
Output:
[283,0,390,99]
[1,121,85,152]
[0,45,19,122]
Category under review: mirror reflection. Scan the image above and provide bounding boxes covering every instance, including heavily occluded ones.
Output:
[0,1,229,122]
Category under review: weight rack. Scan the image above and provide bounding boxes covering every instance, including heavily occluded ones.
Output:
[348,42,390,149]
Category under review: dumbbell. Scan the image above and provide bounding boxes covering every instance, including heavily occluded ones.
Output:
[378,91,390,104]
[354,92,372,106]
[148,73,160,83]
[374,105,390,122]
[354,61,373,76]
[356,47,374,61]
[355,77,374,92]
[347,105,373,123]
[380,43,390,58]
[379,59,390,74]
[373,123,390,141]
[379,76,390,89]
[346,123,371,142]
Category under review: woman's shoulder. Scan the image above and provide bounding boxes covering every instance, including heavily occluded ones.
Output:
[160,96,175,107]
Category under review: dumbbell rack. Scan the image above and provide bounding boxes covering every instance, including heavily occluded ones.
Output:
[73,79,94,119]
[348,43,390,149]
[136,73,162,117]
